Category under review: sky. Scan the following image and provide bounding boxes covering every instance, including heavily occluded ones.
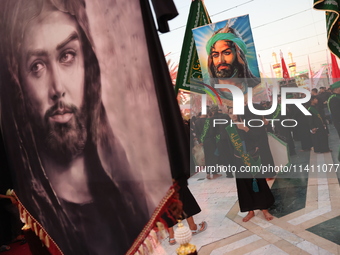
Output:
[159,0,330,77]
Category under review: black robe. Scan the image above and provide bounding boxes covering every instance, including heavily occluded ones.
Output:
[274,104,296,155]
[216,113,235,176]
[201,118,218,173]
[295,103,313,151]
[243,105,276,177]
[328,93,340,138]
[308,106,330,153]
[232,127,275,212]
[161,184,201,228]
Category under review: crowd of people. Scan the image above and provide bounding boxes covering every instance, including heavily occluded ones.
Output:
[184,83,340,223]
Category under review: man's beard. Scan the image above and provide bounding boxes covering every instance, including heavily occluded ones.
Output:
[213,63,236,78]
[29,101,87,164]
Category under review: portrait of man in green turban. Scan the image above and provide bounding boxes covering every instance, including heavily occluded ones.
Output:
[206,24,261,100]
[190,14,262,102]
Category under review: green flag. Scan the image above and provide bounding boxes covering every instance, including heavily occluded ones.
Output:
[314,0,340,58]
[174,0,211,95]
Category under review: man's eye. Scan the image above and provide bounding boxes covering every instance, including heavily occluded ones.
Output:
[30,62,44,74]
[60,51,76,64]
[212,54,219,58]
[223,51,231,55]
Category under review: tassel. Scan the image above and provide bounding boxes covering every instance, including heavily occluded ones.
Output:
[33,222,38,235]
[252,178,259,192]
[144,238,153,254]
[44,235,50,248]
[27,216,32,229]
[39,229,44,241]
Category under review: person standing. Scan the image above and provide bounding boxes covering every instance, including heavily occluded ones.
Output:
[227,109,275,222]
[200,106,222,179]
[328,81,340,138]
[215,107,235,178]
[308,96,331,153]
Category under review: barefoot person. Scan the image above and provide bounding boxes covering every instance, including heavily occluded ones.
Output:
[227,109,275,222]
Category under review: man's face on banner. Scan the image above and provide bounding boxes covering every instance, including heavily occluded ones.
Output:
[211,40,237,78]
[19,9,87,160]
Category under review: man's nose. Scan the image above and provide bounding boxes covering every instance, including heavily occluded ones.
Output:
[218,54,225,64]
[49,65,65,101]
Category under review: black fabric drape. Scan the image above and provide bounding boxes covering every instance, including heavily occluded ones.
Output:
[140,0,189,187]
[150,0,178,33]
[0,129,13,193]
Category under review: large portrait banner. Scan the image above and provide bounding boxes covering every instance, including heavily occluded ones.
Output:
[0,0,183,254]
[192,14,261,104]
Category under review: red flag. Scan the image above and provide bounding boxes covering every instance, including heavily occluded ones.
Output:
[331,53,340,82]
[280,50,290,79]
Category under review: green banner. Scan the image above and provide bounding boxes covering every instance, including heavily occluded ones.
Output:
[225,125,261,171]
[225,125,261,192]
[314,0,340,58]
[174,0,211,95]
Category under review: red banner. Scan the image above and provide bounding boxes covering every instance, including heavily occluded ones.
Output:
[280,51,290,80]
[331,53,340,82]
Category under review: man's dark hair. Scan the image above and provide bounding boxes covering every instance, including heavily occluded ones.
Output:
[312,88,318,94]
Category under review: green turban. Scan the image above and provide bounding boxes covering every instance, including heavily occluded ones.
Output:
[330,80,340,89]
[206,33,247,55]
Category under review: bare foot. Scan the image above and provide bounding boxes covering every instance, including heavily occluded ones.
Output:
[242,211,255,222]
[262,209,273,221]
[212,173,222,179]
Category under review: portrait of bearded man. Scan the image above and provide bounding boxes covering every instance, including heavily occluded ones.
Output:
[0,0,178,254]
[206,24,261,100]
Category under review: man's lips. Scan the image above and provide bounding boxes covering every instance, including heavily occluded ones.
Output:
[217,64,230,71]
[49,109,73,123]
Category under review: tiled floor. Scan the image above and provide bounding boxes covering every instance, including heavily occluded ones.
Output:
[159,124,340,255]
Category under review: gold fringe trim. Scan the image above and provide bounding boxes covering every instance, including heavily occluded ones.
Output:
[14,186,175,255]
[127,186,175,254]
[15,194,63,255]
